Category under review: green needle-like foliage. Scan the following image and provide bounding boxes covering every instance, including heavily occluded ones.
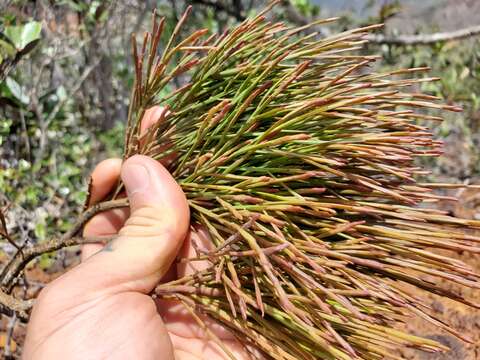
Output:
[120,3,480,359]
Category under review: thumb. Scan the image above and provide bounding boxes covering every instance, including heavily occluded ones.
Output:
[113,154,190,290]
[45,155,190,298]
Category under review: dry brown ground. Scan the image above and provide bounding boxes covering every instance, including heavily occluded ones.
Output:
[398,186,480,360]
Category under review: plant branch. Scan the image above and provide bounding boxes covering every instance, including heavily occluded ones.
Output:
[365,24,480,45]
[0,288,33,321]
[0,231,117,319]
[279,0,480,45]
[4,312,16,356]
[0,198,127,290]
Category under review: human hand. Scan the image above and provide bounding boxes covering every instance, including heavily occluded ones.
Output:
[23,108,251,360]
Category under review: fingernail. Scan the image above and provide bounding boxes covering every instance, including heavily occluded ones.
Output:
[122,163,150,197]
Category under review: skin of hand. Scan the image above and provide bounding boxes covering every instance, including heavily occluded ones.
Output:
[23,108,252,360]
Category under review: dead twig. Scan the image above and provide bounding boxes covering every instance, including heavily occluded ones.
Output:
[365,24,480,45]
[4,313,17,357]
[0,198,127,290]
[0,289,33,321]
[279,0,480,45]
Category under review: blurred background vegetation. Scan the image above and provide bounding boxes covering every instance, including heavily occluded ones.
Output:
[0,0,479,287]
[0,0,480,357]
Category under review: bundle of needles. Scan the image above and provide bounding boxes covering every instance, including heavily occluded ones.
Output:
[6,2,480,360]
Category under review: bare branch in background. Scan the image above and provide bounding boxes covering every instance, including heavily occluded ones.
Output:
[4,313,17,357]
[190,0,246,21]
[0,289,32,320]
[0,198,126,290]
[279,1,480,46]
[365,24,480,45]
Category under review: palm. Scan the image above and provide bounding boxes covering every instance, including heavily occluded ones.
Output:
[24,216,249,360]
[160,299,249,359]
[60,292,248,360]
[80,227,250,359]
[82,218,249,360]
